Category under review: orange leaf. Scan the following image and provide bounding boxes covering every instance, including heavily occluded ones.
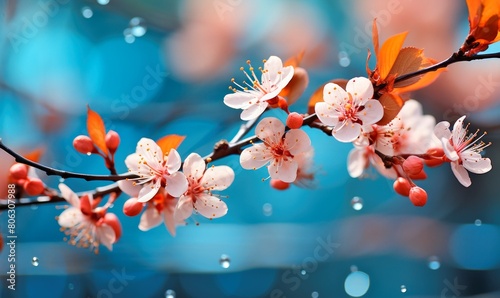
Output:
[372,19,380,59]
[284,50,305,68]
[24,148,44,163]
[87,106,108,155]
[280,67,309,106]
[390,47,423,87]
[378,31,408,80]
[394,57,445,94]
[377,93,404,125]
[156,135,185,154]
[308,79,347,115]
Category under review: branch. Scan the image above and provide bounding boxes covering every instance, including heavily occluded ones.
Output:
[0,139,136,181]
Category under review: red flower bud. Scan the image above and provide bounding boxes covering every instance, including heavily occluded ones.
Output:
[424,147,445,167]
[73,135,95,155]
[123,198,143,217]
[23,178,45,196]
[10,163,28,180]
[286,112,304,129]
[270,179,290,190]
[409,186,427,207]
[393,177,411,196]
[105,130,120,154]
[403,156,423,176]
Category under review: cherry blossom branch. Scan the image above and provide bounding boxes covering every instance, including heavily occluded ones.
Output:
[0,139,135,182]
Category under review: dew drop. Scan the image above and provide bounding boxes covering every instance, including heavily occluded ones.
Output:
[400,285,407,293]
[351,196,363,211]
[165,289,176,298]
[300,269,307,276]
[311,291,319,298]
[219,254,230,268]
[263,203,273,216]
[97,0,110,5]
[338,51,351,67]
[68,283,74,290]
[59,178,65,183]
[32,257,39,266]
[344,271,370,297]
[86,152,92,156]
[474,219,482,226]
[129,17,147,37]
[428,256,441,270]
[81,6,93,18]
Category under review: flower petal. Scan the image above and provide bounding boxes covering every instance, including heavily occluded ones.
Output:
[333,122,362,143]
[137,180,161,203]
[452,116,467,147]
[441,137,459,161]
[358,99,383,125]
[183,153,206,181]
[163,198,178,236]
[315,102,340,127]
[58,183,80,208]
[240,101,269,121]
[174,195,194,222]
[434,120,452,140]
[96,225,116,251]
[323,82,349,104]
[462,152,492,174]
[57,207,83,227]
[201,165,235,191]
[240,144,271,170]
[224,91,257,109]
[124,153,140,172]
[166,172,188,197]
[347,148,367,178]
[268,159,298,183]
[136,138,163,165]
[451,162,472,187]
[255,117,285,142]
[194,193,228,219]
[139,205,163,231]
[346,77,374,104]
[284,129,311,156]
[166,148,182,174]
[117,179,140,197]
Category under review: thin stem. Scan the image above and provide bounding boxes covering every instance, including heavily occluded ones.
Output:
[0,139,135,181]
[229,117,260,144]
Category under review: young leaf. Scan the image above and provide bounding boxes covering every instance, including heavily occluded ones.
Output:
[157,135,185,154]
[87,106,108,156]
[377,93,404,125]
[378,31,408,80]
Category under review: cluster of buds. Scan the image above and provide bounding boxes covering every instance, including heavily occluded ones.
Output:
[9,163,45,196]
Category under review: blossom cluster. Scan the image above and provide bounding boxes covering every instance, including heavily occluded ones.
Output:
[3,0,498,254]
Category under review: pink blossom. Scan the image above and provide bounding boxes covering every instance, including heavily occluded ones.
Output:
[224,56,294,120]
[175,153,234,221]
[434,116,492,187]
[315,77,383,142]
[119,138,188,203]
[57,184,118,253]
[240,117,312,183]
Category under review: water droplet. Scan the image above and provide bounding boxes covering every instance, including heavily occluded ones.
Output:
[59,178,65,183]
[338,51,351,68]
[129,17,147,37]
[311,291,319,298]
[165,289,176,298]
[81,6,93,18]
[219,254,230,268]
[350,265,358,272]
[32,257,39,266]
[300,269,307,276]
[351,196,363,211]
[86,152,92,156]
[428,256,441,270]
[30,204,38,210]
[68,283,74,290]
[97,0,110,5]
[123,28,135,44]
[400,285,407,293]
[475,219,482,226]
[345,271,370,297]
[263,203,273,216]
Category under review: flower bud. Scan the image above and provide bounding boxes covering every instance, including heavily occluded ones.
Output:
[281,67,309,106]
[23,178,45,196]
[409,186,427,207]
[270,179,290,190]
[403,156,423,176]
[10,163,28,180]
[73,135,95,155]
[393,177,411,196]
[424,147,445,167]
[123,198,143,217]
[286,112,304,129]
[105,130,120,154]
[80,194,92,216]
[102,213,122,242]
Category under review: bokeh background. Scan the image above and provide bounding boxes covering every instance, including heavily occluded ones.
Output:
[1,0,500,297]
